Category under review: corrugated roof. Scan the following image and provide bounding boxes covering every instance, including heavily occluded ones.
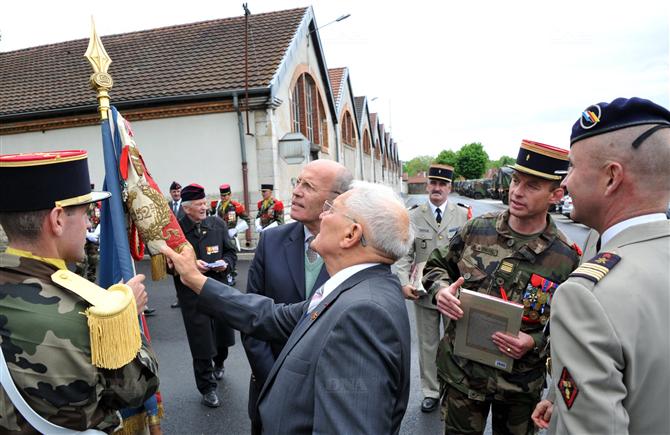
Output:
[0,7,308,118]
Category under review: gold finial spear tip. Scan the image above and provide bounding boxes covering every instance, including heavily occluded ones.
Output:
[85,17,112,74]
[85,17,113,120]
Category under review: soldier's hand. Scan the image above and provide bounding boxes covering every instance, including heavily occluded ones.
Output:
[161,245,207,294]
[531,399,553,429]
[492,331,535,359]
[126,274,147,314]
[436,277,465,320]
[402,284,419,300]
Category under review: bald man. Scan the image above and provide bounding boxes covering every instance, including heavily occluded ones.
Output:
[550,97,670,434]
[243,159,353,434]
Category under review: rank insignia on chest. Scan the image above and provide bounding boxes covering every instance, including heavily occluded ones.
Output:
[558,367,579,409]
[206,245,219,255]
[569,251,621,284]
[521,273,557,324]
[499,261,514,274]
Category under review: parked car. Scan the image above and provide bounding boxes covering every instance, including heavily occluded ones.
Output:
[561,194,573,217]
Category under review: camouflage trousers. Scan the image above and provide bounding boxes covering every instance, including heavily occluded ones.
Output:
[441,384,540,435]
[75,241,99,283]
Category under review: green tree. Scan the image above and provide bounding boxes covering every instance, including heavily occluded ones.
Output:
[403,155,433,176]
[456,142,489,179]
[486,155,516,170]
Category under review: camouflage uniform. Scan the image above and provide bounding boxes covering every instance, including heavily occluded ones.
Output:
[256,197,284,228]
[0,252,159,434]
[75,202,101,283]
[423,210,580,435]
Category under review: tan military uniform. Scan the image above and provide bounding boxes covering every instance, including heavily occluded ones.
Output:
[395,201,469,399]
[550,219,670,434]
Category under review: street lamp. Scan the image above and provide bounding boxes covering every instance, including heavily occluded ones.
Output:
[308,13,351,36]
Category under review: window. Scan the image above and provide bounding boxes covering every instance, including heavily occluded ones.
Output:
[362,130,371,155]
[291,73,328,150]
[341,111,356,147]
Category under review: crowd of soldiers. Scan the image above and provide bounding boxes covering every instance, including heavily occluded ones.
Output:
[1,96,669,434]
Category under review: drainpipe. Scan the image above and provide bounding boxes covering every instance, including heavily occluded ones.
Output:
[234,94,252,247]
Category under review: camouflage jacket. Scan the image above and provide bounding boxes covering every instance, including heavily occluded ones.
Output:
[256,198,284,228]
[423,210,580,399]
[0,252,159,434]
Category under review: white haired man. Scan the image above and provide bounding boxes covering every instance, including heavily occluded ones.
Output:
[162,181,413,434]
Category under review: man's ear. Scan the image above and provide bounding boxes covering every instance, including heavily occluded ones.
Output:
[340,223,363,249]
[48,207,66,237]
[603,161,624,197]
[549,185,565,205]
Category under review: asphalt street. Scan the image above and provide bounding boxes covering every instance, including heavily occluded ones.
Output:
[140,194,589,434]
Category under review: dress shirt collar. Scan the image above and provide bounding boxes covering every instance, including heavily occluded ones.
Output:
[429,200,447,217]
[601,213,667,247]
[321,263,379,301]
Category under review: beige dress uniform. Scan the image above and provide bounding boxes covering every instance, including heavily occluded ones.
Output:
[550,217,670,434]
[396,200,469,399]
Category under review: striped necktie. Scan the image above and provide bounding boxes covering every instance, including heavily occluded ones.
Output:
[435,208,442,224]
[305,235,318,262]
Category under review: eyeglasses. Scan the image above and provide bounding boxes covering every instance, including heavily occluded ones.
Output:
[322,200,367,247]
[295,177,341,195]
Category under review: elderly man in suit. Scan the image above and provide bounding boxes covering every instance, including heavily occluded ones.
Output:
[243,159,352,434]
[549,97,670,433]
[162,181,413,434]
[395,163,470,413]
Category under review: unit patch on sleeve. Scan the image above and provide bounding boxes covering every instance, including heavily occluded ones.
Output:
[569,251,620,284]
[558,367,579,410]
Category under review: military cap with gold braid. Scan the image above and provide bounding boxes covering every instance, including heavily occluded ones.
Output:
[0,150,111,211]
[0,150,140,369]
[428,164,454,182]
[509,139,569,181]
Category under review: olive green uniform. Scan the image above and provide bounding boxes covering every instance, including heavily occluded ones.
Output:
[423,210,580,435]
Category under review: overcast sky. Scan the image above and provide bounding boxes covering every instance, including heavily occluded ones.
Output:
[2,0,668,160]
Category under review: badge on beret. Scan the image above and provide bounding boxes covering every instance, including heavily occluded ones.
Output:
[558,367,579,409]
[569,251,620,284]
[580,104,601,129]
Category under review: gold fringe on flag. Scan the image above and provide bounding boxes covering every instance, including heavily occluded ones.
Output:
[151,253,167,281]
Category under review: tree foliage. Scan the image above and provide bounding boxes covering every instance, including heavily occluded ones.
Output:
[403,155,433,176]
[455,142,489,179]
[487,155,516,170]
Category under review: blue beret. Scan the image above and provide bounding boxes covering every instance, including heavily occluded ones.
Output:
[571,97,670,146]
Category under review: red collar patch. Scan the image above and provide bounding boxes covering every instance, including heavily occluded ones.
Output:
[558,367,579,409]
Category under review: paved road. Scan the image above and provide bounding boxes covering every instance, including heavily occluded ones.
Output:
[141,194,588,434]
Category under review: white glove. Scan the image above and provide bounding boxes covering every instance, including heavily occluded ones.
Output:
[255,218,263,233]
[228,228,238,238]
[86,225,100,243]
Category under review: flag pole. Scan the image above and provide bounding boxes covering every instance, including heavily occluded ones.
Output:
[84,19,164,434]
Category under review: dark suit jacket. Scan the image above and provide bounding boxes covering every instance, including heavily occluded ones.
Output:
[170,199,185,220]
[198,264,411,434]
[243,222,328,383]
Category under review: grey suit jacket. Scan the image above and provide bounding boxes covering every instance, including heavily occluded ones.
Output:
[198,264,411,434]
[550,219,670,434]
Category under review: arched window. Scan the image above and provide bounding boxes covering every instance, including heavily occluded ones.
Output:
[362,130,371,155]
[341,111,356,147]
[291,73,328,149]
